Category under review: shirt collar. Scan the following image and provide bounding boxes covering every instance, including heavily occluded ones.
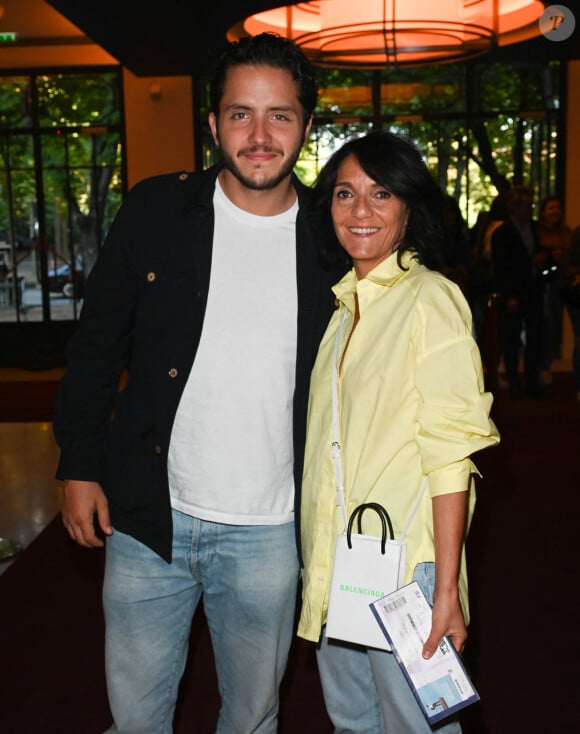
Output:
[333,250,418,308]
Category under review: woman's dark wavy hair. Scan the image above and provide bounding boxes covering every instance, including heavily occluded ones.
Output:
[315,131,446,271]
[209,33,319,134]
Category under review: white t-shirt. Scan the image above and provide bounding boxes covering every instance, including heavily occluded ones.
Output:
[167,180,298,524]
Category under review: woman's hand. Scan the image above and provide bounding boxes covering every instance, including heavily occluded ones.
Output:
[422,588,467,659]
[422,489,470,659]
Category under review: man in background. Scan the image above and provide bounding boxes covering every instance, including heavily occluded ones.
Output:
[492,185,548,398]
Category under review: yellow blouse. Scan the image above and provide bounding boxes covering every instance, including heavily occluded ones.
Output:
[298,251,500,643]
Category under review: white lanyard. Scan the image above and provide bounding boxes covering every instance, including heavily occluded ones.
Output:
[331,303,427,537]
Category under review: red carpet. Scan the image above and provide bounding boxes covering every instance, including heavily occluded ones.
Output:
[1,373,579,733]
[0,517,109,733]
[464,372,580,734]
[0,517,332,734]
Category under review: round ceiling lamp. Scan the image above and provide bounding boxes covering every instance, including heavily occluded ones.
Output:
[228,0,546,68]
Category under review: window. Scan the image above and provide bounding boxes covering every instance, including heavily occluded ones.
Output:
[197,59,563,229]
[304,60,563,227]
[0,70,123,323]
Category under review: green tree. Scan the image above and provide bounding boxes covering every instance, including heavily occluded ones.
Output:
[0,72,123,288]
[36,73,123,272]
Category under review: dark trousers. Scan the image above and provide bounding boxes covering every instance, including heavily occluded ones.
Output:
[499,292,543,396]
[567,305,580,391]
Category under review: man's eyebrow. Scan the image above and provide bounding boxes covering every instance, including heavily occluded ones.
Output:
[223,103,251,112]
[223,103,298,113]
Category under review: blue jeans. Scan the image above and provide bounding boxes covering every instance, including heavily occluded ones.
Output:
[103,509,299,734]
[316,563,462,734]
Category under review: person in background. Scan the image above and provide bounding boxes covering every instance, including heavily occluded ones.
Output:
[53,33,344,734]
[440,194,471,296]
[560,226,580,401]
[298,131,499,734]
[537,196,571,384]
[467,193,508,361]
[491,185,549,399]
[481,192,509,262]
[0,253,8,282]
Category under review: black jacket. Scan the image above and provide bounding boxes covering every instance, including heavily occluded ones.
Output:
[54,165,343,562]
[491,217,544,306]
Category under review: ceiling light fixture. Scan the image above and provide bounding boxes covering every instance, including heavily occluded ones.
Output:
[228,0,545,68]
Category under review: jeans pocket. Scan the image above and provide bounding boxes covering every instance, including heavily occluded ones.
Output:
[412,561,435,605]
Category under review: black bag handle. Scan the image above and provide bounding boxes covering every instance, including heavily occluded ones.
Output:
[346,502,395,554]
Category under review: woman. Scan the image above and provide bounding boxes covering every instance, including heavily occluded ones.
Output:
[297,132,500,734]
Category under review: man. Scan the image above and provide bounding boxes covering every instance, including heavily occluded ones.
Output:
[54,33,342,733]
[491,185,548,398]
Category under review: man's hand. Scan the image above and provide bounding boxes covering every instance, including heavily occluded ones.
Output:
[62,480,112,548]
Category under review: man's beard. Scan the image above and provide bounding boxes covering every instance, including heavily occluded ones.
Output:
[220,145,302,191]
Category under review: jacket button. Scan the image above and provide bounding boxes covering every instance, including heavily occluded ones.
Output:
[168,368,178,378]
[179,172,188,181]
[147,272,156,282]
[154,445,162,455]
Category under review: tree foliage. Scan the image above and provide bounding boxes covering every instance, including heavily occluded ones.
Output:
[295,60,562,224]
[0,71,123,285]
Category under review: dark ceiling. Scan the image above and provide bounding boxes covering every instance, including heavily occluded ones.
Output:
[45,0,289,76]
[46,0,579,77]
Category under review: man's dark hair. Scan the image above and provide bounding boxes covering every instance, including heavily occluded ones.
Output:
[315,131,446,271]
[210,33,319,132]
[506,185,534,213]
